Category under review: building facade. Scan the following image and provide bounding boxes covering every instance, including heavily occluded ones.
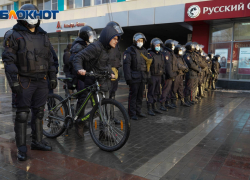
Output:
[0,0,249,89]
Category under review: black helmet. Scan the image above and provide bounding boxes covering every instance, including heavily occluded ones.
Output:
[174,45,186,55]
[185,42,196,51]
[215,55,221,61]
[208,53,215,59]
[17,4,40,28]
[150,38,163,50]
[193,42,204,52]
[106,21,124,35]
[133,33,146,46]
[164,39,179,50]
[78,25,97,43]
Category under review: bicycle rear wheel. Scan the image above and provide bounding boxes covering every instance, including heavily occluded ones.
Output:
[43,94,69,138]
[89,99,130,151]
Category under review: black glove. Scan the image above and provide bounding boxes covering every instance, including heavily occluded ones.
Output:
[12,82,22,94]
[49,80,57,89]
[126,80,132,86]
[147,78,153,85]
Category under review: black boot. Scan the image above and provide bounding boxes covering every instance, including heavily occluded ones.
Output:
[181,98,190,107]
[171,99,177,108]
[185,97,192,106]
[152,103,163,114]
[165,101,175,109]
[147,104,156,116]
[130,115,138,120]
[31,119,52,151]
[15,118,28,161]
[160,102,168,111]
[137,113,147,118]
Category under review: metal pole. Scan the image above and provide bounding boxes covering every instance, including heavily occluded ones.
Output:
[229,23,234,80]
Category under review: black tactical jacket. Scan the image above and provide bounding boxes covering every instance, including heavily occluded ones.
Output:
[184,51,200,79]
[2,22,56,86]
[123,45,151,83]
[175,54,189,76]
[162,47,178,79]
[148,49,165,76]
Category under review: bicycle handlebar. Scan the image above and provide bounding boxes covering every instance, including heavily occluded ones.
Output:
[85,71,112,79]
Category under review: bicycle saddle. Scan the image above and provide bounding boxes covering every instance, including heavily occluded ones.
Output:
[57,77,72,83]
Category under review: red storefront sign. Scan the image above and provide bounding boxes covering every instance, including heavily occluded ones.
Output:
[185,0,250,22]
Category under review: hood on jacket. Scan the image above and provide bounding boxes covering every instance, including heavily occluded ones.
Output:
[99,26,120,50]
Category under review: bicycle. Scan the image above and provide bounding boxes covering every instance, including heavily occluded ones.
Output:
[43,71,130,151]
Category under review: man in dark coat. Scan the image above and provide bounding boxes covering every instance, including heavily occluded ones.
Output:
[123,33,151,120]
[2,4,57,161]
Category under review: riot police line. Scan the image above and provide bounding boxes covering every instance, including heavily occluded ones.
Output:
[1,4,221,161]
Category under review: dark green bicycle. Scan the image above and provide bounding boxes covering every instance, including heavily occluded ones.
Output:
[43,72,130,151]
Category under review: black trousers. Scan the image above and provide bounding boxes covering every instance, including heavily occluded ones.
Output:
[128,82,145,117]
[109,80,118,98]
[184,77,197,100]
[147,75,161,104]
[172,75,185,99]
[16,77,48,135]
[160,79,173,103]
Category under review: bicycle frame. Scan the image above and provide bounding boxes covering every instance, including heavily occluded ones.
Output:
[48,80,106,123]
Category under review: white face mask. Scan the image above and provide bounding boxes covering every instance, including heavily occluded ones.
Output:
[172,45,175,50]
[89,37,94,43]
[179,50,183,55]
[137,42,143,48]
[218,57,221,61]
[26,17,38,25]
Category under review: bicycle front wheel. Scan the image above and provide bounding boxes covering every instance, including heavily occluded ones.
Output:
[43,93,69,138]
[89,99,130,152]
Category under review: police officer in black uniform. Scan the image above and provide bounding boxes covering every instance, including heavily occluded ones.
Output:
[107,21,123,125]
[173,45,190,107]
[73,22,122,140]
[212,55,221,90]
[68,25,97,137]
[123,33,151,120]
[159,39,178,110]
[184,42,200,104]
[207,53,214,90]
[147,38,164,116]
[2,4,57,161]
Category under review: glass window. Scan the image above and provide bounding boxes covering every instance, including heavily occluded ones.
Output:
[75,0,83,8]
[111,0,117,2]
[48,33,59,44]
[211,24,233,43]
[37,0,43,10]
[234,22,250,41]
[67,0,74,9]
[2,4,14,11]
[102,0,109,3]
[95,0,101,5]
[59,33,68,43]
[44,0,51,10]
[21,1,33,6]
[68,31,78,43]
[230,42,250,80]
[52,0,58,10]
[84,0,91,6]
[209,42,231,79]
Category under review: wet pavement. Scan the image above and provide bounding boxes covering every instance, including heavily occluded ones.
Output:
[0,72,250,180]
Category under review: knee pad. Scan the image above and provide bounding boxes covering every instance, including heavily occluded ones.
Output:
[16,111,29,123]
[34,106,45,120]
